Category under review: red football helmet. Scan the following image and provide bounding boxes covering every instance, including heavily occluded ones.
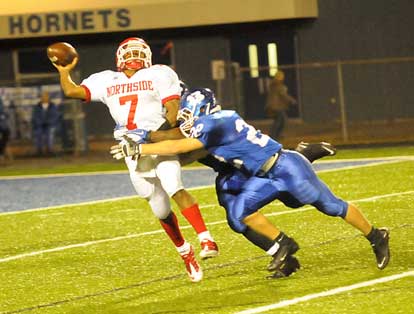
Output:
[116,37,152,71]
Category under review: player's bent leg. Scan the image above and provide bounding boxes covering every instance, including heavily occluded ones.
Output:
[243,212,280,240]
[311,181,390,270]
[343,203,372,235]
[134,175,203,281]
[342,204,390,269]
[157,158,219,259]
[242,213,300,274]
[160,213,203,282]
[173,190,219,259]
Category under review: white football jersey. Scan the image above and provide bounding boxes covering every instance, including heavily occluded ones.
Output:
[81,64,181,131]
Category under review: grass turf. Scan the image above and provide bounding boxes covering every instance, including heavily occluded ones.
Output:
[0,148,413,313]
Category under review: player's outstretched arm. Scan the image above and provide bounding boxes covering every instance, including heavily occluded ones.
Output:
[110,137,204,160]
[52,57,87,100]
[140,138,204,155]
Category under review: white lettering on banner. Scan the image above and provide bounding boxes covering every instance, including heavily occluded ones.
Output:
[8,9,131,36]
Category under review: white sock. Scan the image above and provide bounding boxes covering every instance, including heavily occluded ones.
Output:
[197,231,213,242]
[266,242,280,256]
[176,241,191,255]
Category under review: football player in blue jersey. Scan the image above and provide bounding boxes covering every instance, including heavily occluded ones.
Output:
[111,88,390,278]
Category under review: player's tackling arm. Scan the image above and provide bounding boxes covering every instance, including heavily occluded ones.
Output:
[141,138,204,155]
[52,57,87,100]
[146,128,208,165]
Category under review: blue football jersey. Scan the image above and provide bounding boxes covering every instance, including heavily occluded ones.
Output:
[190,110,282,176]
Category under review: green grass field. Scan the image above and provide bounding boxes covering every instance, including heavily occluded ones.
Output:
[0,147,413,313]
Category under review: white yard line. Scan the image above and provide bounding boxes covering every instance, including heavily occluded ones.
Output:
[316,158,407,173]
[1,190,413,264]
[235,271,414,314]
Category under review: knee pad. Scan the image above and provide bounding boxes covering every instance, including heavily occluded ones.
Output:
[156,158,184,197]
[129,172,154,199]
[129,173,172,219]
[147,178,172,219]
[226,213,247,234]
[226,202,249,234]
[313,199,348,218]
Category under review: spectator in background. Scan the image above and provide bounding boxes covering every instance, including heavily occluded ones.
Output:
[31,91,60,156]
[0,98,11,162]
[265,70,297,140]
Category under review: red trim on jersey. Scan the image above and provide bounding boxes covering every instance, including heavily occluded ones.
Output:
[162,94,180,105]
[81,85,91,103]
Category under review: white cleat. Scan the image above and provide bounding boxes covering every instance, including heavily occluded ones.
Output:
[199,239,219,260]
[180,245,203,282]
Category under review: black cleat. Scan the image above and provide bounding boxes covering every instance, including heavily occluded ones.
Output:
[268,255,300,279]
[369,227,390,270]
[267,235,299,272]
[295,142,337,163]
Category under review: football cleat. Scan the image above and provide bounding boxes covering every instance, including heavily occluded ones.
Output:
[369,227,390,270]
[199,239,219,260]
[267,235,299,272]
[180,245,203,282]
[268,255,300,279]
[295,141,337,163]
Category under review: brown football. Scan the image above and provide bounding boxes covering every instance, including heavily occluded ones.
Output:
[47,42,78,66]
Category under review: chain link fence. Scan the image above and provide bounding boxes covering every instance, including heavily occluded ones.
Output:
[217,57,414,147]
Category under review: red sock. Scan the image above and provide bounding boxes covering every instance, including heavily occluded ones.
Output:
[181,204,207,234]
[159,212,185,247]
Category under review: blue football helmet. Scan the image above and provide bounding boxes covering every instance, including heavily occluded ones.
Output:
[177,88,221,137]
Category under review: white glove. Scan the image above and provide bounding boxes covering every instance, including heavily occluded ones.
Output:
[113,124,128,141]
[110,135,141,160]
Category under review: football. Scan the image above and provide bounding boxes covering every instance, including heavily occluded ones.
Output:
[46,42,78,66]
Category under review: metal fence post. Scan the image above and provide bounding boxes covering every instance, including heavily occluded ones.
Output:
[336,61,349,142]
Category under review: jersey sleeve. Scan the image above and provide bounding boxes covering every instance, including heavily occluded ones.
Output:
[151,65,181,105]
[191,118,221,148]
[80,70,112,103]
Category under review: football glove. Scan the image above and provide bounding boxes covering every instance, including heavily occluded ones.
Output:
[113,125,151,143]
[110,135,141,160]
[113,124,128,141]
[126,128,150,142]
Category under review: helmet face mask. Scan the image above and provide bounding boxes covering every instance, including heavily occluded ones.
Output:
[177,88,220,137]
[116,37,152,71]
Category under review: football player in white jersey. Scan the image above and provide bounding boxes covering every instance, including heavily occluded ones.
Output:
[50,37,218,282]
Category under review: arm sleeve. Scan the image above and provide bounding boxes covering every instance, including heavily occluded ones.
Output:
[191,119,219,148]
[80,71,111,103]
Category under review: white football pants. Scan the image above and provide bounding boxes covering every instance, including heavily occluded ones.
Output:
[125,155,184,219]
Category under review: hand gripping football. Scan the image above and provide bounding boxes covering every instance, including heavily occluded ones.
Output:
[47,42,79,66]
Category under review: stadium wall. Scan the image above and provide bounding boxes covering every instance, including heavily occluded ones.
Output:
[295,0,414,123]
